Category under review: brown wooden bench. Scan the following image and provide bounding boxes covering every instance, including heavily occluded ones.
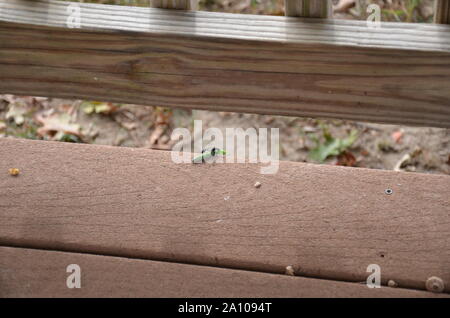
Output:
[0,0,449,297]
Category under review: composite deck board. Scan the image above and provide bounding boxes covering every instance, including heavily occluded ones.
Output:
[1,246,448,298]
[0,138,449,293]
[0,0,450,127]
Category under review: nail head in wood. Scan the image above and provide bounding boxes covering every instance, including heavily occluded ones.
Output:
[387,280,398,288]
[425,276,445,293]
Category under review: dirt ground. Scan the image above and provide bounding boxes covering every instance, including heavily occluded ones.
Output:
[1,0,449,175]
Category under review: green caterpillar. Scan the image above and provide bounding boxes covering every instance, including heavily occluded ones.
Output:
[192,147,226,164]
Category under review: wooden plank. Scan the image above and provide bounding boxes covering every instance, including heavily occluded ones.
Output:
[151,0,198,10]
[0,138,449,293]
[434,0,450,24]
[0,1,449,127]
[285,0,330,18]
[1,246,447,298]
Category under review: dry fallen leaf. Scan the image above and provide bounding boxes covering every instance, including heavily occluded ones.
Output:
[120,121,138,131]
[35,113,82,140]
[81,101,118,115]
[148,107,173,149]
[149,124,167,146]
[5,102,27,125]
[360,149,370,157]
[391,130,404,144]
[394,153,411,171]
[333,0,356,13]
[336,151,357,167]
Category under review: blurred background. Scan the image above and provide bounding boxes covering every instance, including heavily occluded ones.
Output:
[1,0,448,174]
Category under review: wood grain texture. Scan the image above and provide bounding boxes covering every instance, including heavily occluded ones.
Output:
[151,0,198,11]
[434,0,450,24]
[1,246,447,298]
[0,138,449,293]
[0,0,450,127]
[285,0,330,18]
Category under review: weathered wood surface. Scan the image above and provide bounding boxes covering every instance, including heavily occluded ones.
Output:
[0,138,449,293]
[285,0,330,18]
[434,0,450,24]
[1,246,447,298]
[151,0,198,10]
[0,1,450,127]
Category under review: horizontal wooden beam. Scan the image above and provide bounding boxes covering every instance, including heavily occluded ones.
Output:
[0,138,449,293]
[285,0,330,18]
[0,1,450,127]
[434,0,450,24]
[1,246,447,297]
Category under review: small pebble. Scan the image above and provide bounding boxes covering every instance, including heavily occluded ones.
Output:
[285,265,295,276]
[254,181,262,188]
[8,168,20,176]
[387,280,398,288]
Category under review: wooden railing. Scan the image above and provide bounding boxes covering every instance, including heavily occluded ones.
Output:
[435,0,450,24]
[0,0,449,127]
[285,0,330,17]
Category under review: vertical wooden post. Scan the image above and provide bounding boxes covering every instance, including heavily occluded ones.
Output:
[285,0,330,18]
[434,0,450,24]
[151,0,198,10]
